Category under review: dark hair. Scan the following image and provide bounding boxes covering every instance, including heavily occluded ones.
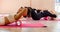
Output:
[25,7,28,8]
[32,8,36,10]
[37,10,41,13]
[21,7,23,8]
[37,9,41,11]
[43,10,48,12]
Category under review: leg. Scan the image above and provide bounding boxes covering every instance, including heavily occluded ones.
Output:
[50,14,57,20]
[31,9,42,20]
[31,9,38,20]
[43,10,57,20]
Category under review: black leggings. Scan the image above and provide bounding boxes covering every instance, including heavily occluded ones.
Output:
[43,11,57,18]
[31,9,43,20]
[31,10,57,20]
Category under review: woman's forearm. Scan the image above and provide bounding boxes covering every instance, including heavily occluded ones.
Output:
[0,8,27,25]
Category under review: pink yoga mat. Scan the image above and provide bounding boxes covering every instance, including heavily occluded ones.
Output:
[21,22,46,27]
[6,20,47,28]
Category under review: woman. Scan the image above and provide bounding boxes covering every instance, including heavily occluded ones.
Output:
[16,7,57,20]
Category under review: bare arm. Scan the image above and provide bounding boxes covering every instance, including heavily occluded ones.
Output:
[0,8,27,25]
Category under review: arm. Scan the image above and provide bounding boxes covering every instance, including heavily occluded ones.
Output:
[0,8,26,25]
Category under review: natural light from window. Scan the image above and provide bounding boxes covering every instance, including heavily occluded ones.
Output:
[55,0,60,13]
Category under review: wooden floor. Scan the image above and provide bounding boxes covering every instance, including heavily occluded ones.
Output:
[21,21,59,32]
[0,21,59,32]
[0,28,21,32]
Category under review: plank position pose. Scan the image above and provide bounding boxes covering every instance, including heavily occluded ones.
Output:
[0,7,28,25]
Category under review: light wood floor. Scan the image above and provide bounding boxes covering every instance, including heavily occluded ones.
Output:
[0,21,59,32]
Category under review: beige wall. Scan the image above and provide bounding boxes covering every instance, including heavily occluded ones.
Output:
[31,0,55,10]
[0,0,55,13]
[0,0,30,13]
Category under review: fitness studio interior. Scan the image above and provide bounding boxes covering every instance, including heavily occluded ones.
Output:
[0,0,60,32]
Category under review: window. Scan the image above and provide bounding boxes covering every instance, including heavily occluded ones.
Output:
[56,0,60,3]
[55,0,60,13]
